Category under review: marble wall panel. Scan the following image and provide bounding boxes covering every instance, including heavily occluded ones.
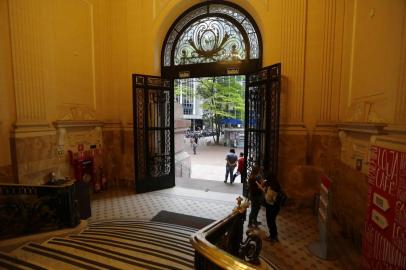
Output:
[309,133,367,250]
[0,165,14,183]
[120,130,135,184]
[278,132,368,250]
[14,135,57,163]
[278,134,318,207]
[310,134,341,168]
[328,160,368,250]
[102,130,123,184]
[11,134,63,185]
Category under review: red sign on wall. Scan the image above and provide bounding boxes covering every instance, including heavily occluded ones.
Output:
[362,145,406,269]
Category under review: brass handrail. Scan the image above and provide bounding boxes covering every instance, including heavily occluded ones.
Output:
[190,199,278,270]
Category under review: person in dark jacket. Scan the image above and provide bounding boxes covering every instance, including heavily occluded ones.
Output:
[258,170,282,242]
[224,149,238,183]
[248,165,263,227]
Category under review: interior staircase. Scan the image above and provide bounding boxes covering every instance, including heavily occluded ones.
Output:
[0,219,197,270]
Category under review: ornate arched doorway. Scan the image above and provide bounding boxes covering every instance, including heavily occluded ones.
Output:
[133,1,280,193]
[161,1,262,78]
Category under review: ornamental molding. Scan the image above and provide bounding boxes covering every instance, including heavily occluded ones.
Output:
[53,120,103,129]
[337,122,387,135]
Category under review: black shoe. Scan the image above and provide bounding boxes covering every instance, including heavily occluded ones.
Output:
[224,180,227,183]
[265,236,279,242]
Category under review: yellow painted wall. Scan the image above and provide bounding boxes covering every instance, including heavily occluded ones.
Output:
[341,0,406,123]
[3,0,405,130]
[0,0,15,167]
[118,0,406,127]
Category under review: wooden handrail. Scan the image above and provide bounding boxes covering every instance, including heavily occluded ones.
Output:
[190,199,278,270]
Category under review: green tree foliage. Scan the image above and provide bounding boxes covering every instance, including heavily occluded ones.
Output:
[196,76,245,144]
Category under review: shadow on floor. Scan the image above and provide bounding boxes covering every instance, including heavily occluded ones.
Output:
[176,177,244,195]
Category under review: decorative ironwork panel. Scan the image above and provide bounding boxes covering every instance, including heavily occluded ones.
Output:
[268,79,281,175]
[244,64,281,181]
[133,74,174,193]
[0,183,80,239]
[162,2,261,69]
[174,6,208,32]
[248,33,259,59]
[209,4,245,22]
[245,84,267,177]
[135,88,146,178]
[174,17,246,65]
[163,30,178,67]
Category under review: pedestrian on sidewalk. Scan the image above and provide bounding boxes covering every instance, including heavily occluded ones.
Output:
[233,152,245,183]
[224,148,238,183]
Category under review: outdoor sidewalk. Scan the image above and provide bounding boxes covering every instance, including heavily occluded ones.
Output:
[185,137,244,182]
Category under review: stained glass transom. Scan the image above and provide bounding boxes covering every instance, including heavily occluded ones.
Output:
[163,3,260,67]
[174,17,246,66]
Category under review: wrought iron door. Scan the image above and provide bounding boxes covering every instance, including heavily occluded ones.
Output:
[133,75,174,193]
[244,64,281,185]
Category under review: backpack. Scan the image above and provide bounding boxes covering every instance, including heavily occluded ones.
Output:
[276,190,288,207]
[264,187,278,205]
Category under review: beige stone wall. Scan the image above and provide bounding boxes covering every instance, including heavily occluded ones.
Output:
[101,122,135,187]
[10,134,62,185]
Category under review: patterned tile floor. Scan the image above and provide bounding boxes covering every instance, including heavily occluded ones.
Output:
[90,185,357,270]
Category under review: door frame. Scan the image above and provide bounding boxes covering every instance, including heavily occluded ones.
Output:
[133,74,175,193]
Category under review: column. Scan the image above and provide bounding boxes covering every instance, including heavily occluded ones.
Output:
[280,0,307,125]
[315,0,344,135]
[394,12,406,126]
[8,0,52,135]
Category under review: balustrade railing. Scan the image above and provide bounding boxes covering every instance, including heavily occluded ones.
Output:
[190,198,279,270]
[0,181,80,240]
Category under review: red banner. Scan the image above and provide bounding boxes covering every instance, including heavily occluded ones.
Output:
[362,145,406,269]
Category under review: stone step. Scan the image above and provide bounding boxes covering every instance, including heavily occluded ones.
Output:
[10,220,198,270]
[0,251,46,270]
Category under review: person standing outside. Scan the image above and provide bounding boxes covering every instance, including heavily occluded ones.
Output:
[194,132,199,145]
[192,140,197,155]
[233,152,245,183]
[224,149,238,183]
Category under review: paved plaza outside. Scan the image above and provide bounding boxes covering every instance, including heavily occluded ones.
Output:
[183,136,244,182]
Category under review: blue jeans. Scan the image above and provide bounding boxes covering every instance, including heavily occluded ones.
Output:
[225,166,235,182]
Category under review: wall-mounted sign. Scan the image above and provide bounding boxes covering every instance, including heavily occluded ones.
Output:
[373,192,390,212]
[227,67,239,75]
[362,145,406,269]
[308,175,335,260]
[179,71,190,78]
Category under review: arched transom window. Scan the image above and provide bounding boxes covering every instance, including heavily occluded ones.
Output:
[162,1,262,78]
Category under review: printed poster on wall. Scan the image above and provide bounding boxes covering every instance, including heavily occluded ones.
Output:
[362,145,406,269]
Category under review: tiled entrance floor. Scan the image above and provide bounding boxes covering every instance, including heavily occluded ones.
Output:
[90,186,354,269]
